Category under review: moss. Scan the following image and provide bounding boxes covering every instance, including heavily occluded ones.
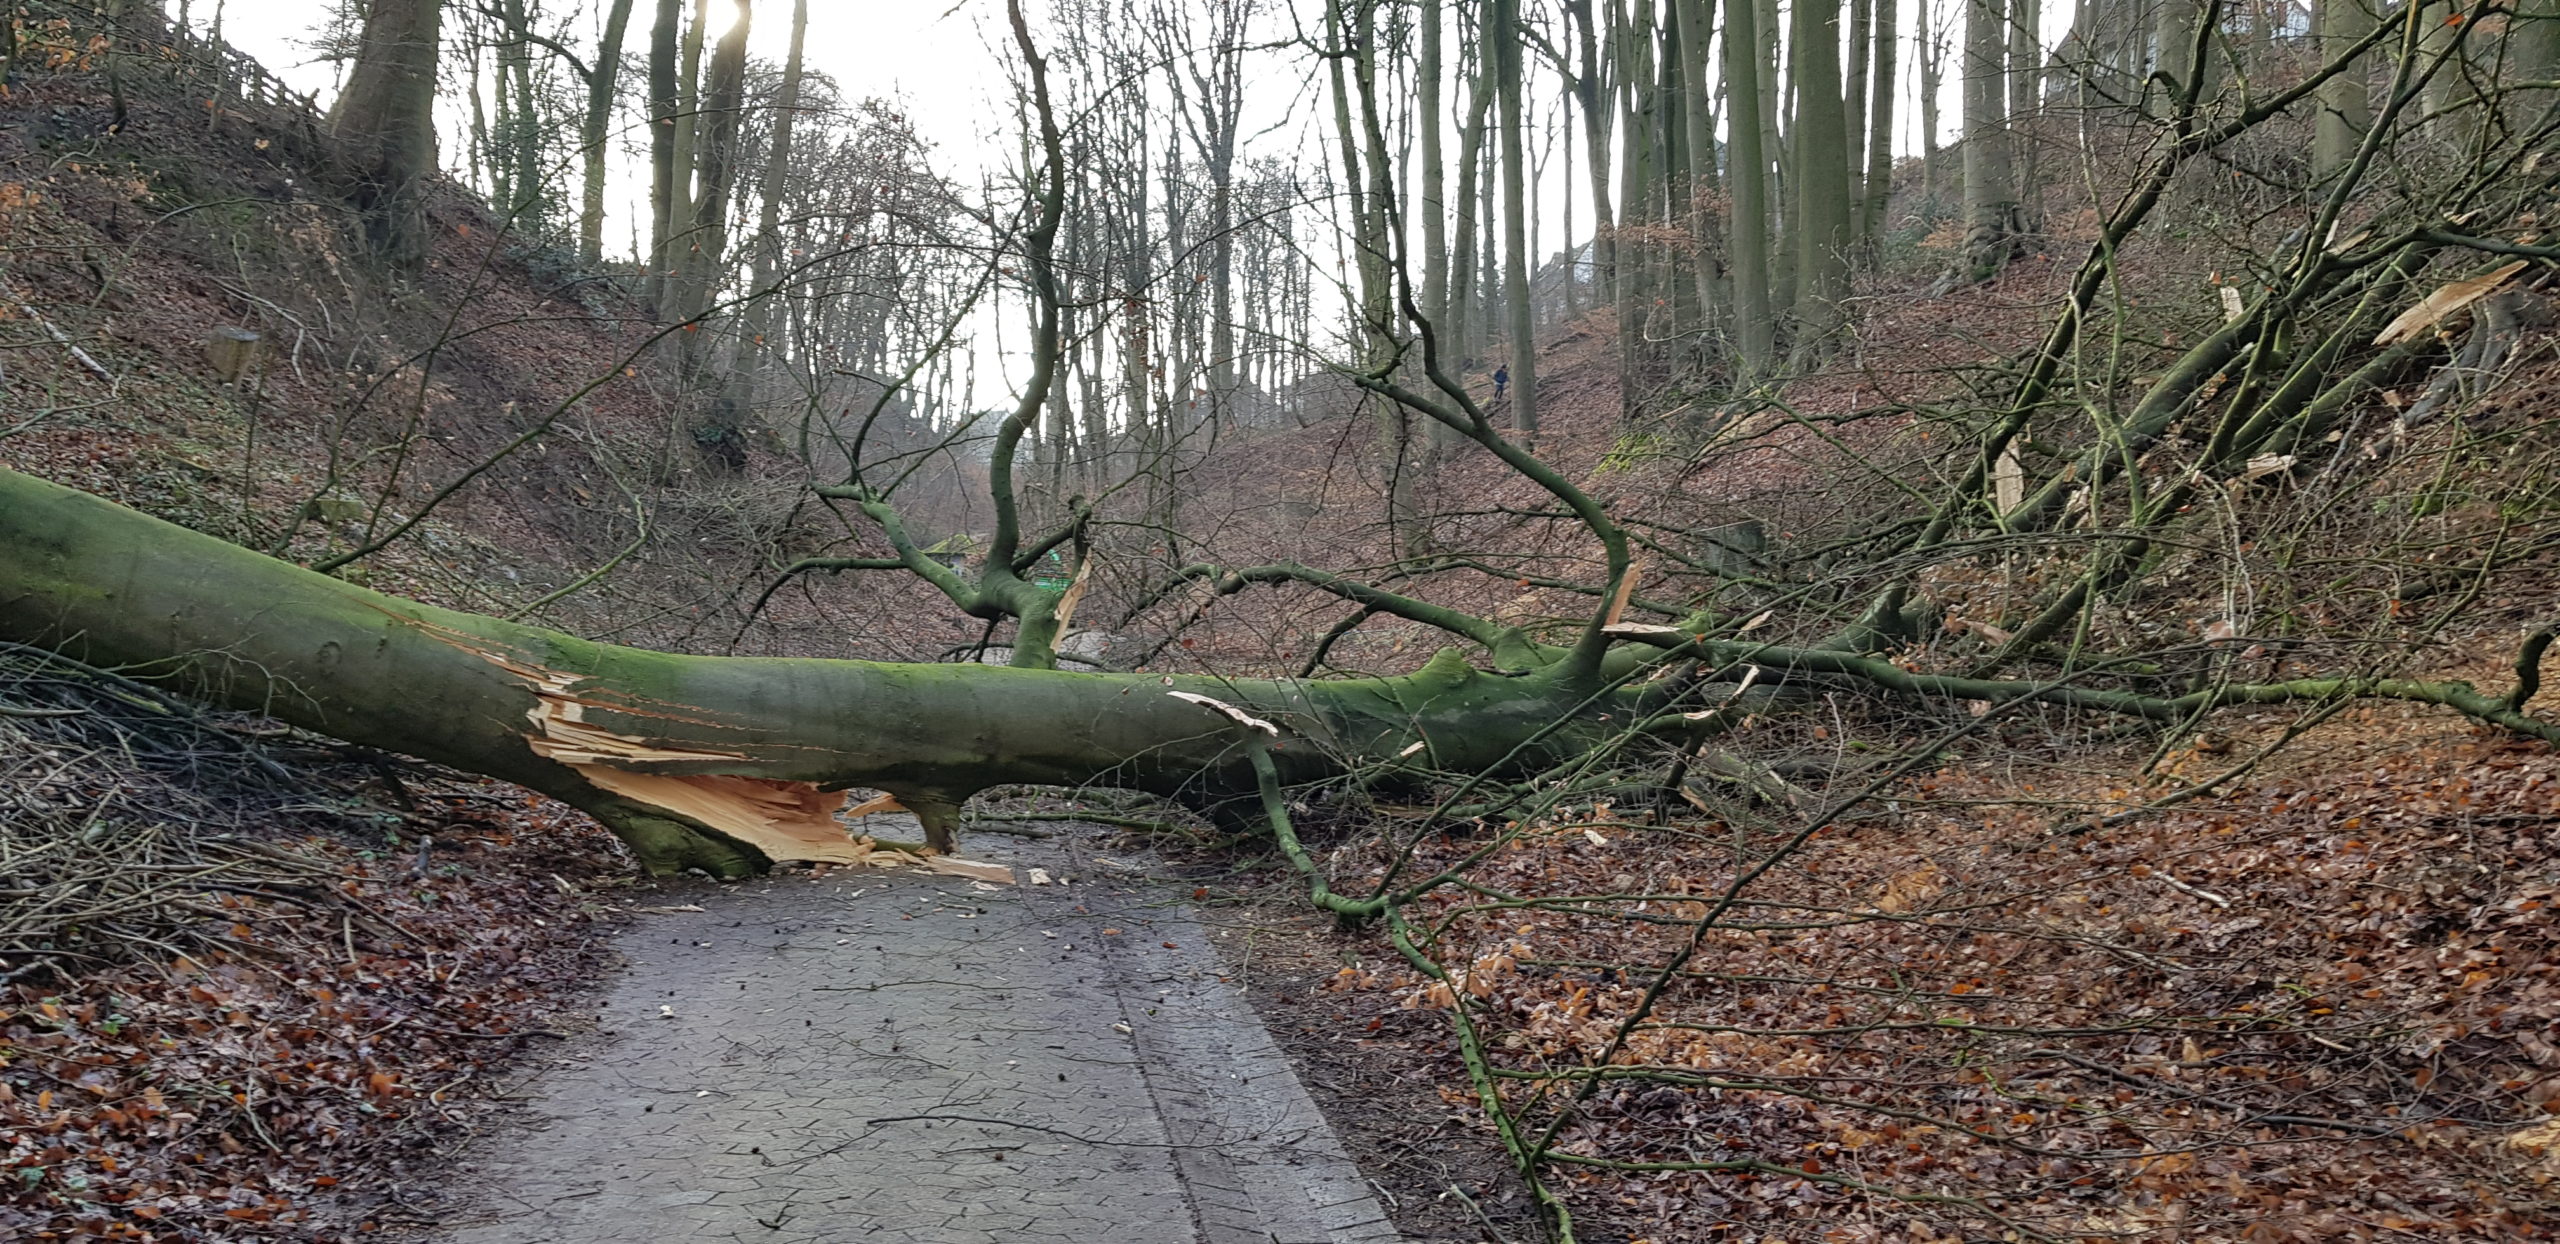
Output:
[0,465,1638,870]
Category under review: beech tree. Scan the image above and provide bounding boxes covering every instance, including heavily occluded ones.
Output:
[326,0,445,262]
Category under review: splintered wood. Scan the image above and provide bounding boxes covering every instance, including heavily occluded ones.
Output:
[413,619,1012,879]
[571,768,866,863]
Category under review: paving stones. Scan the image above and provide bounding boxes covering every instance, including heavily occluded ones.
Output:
[429,832,1402,1244]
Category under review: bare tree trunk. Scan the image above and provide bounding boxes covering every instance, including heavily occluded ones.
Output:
[677,0,750,471]
[1919,0,1946,217]
[500,0,541,225]
[1676,0,1721,339]
[2155,0,2203,101]
[580,0,639,265]
[327,0,446,265]
[465,22,494,198]
[1861,0,1898,250]
[2005,0,2040,232]
[676,0,747,328]
[1420,0,1450,343]
[1789,0,1853,362]
[662,0,710,313]
[1614,0,1657,406]
[1565,0,1617,319]
[739,0,808,391]
[1722,0,1775,380]
[1758,0,1790,314]
[1496,0,1538,442]
[1450,36,1492,370]
[1961,0,2019,281]
[645,0,684,313]
[1845,0,1872,218]
[2312,0,2370,180]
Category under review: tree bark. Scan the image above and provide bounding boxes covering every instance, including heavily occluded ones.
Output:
[676,1,750,348]
[1723,0,1775,378]
[738,0,808,391]
[1918,0,1945,217]
[327,0,445,265]
[2004,0,2039,232]
[580,0,639,265]
[0,467,1609,877]
[1788,0,1852,358]
[1861,0,1897,250]
[1845,0,1872,220]
[1495,0,1540,443]
[1960,0,2019,281]
[1420,0,1450,349]
[2312,0,2369,181]
[499,0,540,223]
[660,0,710,315]
[1674,0,1721,338]
[1565,0,1617,322]
[645,0,684,312]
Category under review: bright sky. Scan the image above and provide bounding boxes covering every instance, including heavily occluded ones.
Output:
[209,0,1016,199]
[192,0,2003,263]
[187,0,2029,401]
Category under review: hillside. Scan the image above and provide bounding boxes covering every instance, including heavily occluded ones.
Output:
[5,5,2560,1243]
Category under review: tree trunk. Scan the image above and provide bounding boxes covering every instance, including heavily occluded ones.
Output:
[1723,0,1775,378]
[327,0,445,265]
[1788,0,1852,359]
[1675,0,1721,339]
[2312,0,2369,181]
[676,1,749,337]
[1757,0,1790,314]
[581,0,639,265]
[1449,46,1491,371]
[1861,0,1897,250]
[661,0,710,314]
[738,0,808,391]
[1614,0,1657,406]
[2155,0,2208,104]
[645,0,684,312]
[0,468,1619,876]
[1565,0,1617,319]
[1919,0,1945,217]
[1496,0,1538,443]
[2004,0,2039,232]
[1420,0,1450,348]
[1960,0,2018,281]
[1845,0,1872,220]
[500,0,541,225]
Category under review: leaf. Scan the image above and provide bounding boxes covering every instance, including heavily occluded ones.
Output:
[2373,260,2528,346]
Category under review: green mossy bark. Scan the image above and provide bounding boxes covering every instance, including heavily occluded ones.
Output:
[0,468,1625,876]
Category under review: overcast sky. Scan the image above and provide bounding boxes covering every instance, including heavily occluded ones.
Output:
[185,0,2009,403]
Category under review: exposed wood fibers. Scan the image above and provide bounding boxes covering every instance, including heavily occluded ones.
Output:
[411,619,1012,878]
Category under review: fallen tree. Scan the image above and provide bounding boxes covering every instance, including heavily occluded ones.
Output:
[0,464,1651,876]
[10,460,2557,883]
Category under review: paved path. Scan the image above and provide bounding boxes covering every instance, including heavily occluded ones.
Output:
[430,827,1403,1243]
